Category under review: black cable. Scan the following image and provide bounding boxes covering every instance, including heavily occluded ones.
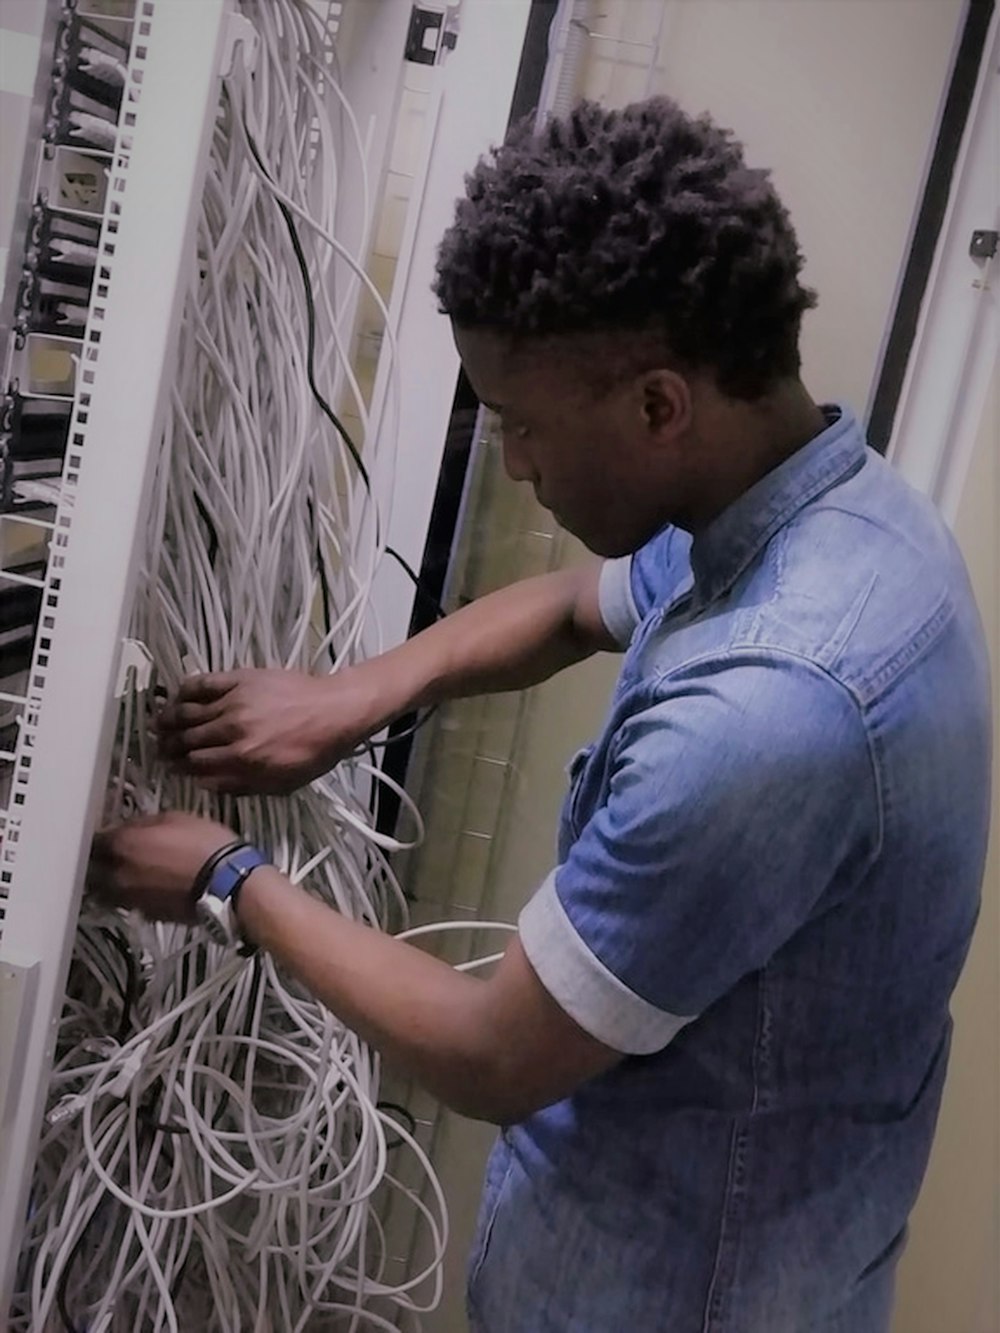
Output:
[136,1103,189,1135]
[307,494,336,666]
[361,705,438,754]
[98,927,139,1045]
[387,544,443,620]
[193,493,219,566]
[239,114,370,477]
[95,930,191,1133]
[376,1100,418,1151]
[239,113,448,640]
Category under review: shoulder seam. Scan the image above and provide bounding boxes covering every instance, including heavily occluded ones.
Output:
[646,646,886,866]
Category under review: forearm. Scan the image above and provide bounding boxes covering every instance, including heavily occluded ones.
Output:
[238,867,512,1121]
[94,814,621,1120]
[344,563,612,736]
[158,563,617,790]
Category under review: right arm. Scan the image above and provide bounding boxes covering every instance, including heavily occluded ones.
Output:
[158,559,619,793]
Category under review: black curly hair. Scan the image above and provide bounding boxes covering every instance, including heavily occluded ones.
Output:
[434,97,817,400]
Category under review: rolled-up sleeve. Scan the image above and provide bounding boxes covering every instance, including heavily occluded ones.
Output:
[598,558,638,648]
[598,525,694,647]
[519,653,880,1054]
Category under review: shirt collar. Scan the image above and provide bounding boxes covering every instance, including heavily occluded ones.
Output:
[689,404,867,604]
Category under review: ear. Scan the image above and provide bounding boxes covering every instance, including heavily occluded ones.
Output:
[639,369,692,441]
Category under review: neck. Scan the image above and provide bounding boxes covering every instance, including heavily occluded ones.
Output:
[678,380,827,531]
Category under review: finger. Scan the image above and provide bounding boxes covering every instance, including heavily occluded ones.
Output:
[175,672,241,705]
[163,718,239,758]
[157,700,228,745]
[171,745,241,779]
[157,697,226,730]
[170,749,260,797]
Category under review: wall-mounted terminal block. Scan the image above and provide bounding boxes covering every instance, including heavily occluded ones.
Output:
[0,517,51,577]
[0,581,44,686]
[13,334,85,401]
[16,273,91,341]
[0,524,50,798]
[37,146,112,220]
[47,85,119,156]
[12,202,99,347]
[46,7,135,155]
[0,395,72,514]
[0,545,44,821]
[0,756,14,826]
[64,17,130,115]
[15,269,90,348]
[33,208,101,286]
[0,699,26,769]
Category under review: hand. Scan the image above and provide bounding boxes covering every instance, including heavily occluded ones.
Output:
[156,667,374,795]
[89,811,239,924]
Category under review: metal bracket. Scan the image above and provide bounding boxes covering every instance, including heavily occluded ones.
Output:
[219,10,258,77]
[405,6,444,64]
[404,4,461,65]
[114,638,153,697]
[969,228,998,261]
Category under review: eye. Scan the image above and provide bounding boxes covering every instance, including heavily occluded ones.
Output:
[501,416,529,440]
[485,405,530,441]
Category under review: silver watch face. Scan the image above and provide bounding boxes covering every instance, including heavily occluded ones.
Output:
[196,893,236,947]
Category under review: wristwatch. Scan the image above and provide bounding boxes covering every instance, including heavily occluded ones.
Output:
[191,840,270,952]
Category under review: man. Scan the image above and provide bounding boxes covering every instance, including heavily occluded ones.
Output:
[94,98,991,1331]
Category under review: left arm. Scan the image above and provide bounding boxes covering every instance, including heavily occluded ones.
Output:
[91,813,620,1124]
[240,865,618,1122]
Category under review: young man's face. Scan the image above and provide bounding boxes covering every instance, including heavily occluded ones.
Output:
[454,326,686,558]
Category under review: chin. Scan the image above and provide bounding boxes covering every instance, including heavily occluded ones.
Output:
[566,513,665,559]
[596,537,643,559]
[567,525,638,559]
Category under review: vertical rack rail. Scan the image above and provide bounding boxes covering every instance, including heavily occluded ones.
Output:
[0,1,233,1312]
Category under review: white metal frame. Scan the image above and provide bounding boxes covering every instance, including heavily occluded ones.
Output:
[887,6,999,525]
[0,0,538,1310]
[0,0,233,1311]
[366,0,533,652]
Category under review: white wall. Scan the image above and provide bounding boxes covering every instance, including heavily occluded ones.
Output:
[892,365,999,1333]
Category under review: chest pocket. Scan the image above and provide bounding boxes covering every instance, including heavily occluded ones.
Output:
[561,742,597,853]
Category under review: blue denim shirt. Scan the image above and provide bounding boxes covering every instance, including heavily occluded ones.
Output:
[467,407,992,1333]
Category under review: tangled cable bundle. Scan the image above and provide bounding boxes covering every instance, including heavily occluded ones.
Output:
[10,3,513,1328]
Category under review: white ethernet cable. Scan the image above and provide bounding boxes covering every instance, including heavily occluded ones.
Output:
[9,3,508,1330]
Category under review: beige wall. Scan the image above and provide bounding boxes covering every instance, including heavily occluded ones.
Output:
[400,3,977,1330]
[569,0,964,414]
[892,368,999,1333]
